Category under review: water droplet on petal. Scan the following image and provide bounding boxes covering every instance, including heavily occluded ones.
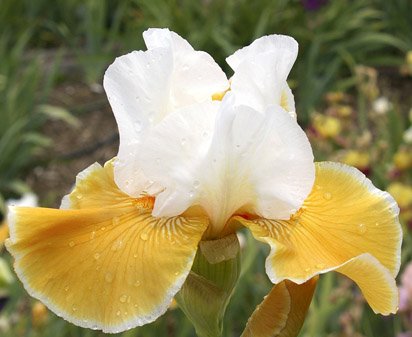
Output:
[358,223,367,234]
[93,253,100,260]
[323,192,332,200]
[76,195,83,200]
[304,267,311,273]
[90,231,96,240]
[64,286,70,292]
[140,233,148,241]
[119,294,128,303]
[68,241,75,248]
[105,272,114,283]
[112,217,120,226]
[316,263,325,269]
[375,222,380,227]
[111,240,123,251]
[193,180,200,188]
[133,253,138,258]
[134,280,141,287]
[72,305,77,312]
[116,310,121,317]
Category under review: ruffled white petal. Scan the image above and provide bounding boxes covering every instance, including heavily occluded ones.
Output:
[137,94,314,236]
[227,34,298,117]
[104,28,229,197]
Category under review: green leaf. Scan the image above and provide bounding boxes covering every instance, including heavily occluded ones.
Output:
[37,104,80,127]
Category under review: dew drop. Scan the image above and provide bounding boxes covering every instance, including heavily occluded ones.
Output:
[76,195,83,200]
[101,226,106,231]
[111,240,123,251]
[174,271,179,276]
[93,253,100,260]
[193,180,200,188]
[304,267,311,273]
[323,192,332,200]
[315,185,322,190]
[189,190,195,198]
[68,241,75,248]
[358,223,367,234]
[140,233,149,241]
[119,294,128,303]
[72,305,77,312]
[116,310,121,317]
[105,272,114,283]
[133,253,138,258]
[315,263,325,269]
[202,131,208,138]
[64,286,70,292]
[90,231,96,240]
[134,120,142,131]
[375,222,380,227]
[112,217,120,226]
[134,280,141,287]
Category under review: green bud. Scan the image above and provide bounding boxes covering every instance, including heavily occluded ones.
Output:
[176,234,241,337]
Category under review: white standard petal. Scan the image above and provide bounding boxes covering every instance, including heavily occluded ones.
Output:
[137,94,314,237]
[104,28,229,197]
[227,34,298,117]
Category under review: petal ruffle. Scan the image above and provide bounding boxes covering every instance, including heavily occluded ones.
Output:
[336,253,398,315]
[6,162,208,333]
[241,277,317,337]
[104,28,228,198]
[236,162,401,313]
[227,34,298,117]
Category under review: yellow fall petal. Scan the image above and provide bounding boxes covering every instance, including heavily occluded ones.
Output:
[241,277,317,337]
[336,253,398,315]
[236,162,401,314]
[6,161,208,333]
[0,221,8,246]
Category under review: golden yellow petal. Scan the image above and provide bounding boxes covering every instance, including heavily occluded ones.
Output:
[61,160,132,210]
[241,277,317,337]
[336,253,398,315]
[6,162,208,333]
[236,161,401,313]
[0,221,8,246]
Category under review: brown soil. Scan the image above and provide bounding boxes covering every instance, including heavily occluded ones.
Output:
[26,82,119,207]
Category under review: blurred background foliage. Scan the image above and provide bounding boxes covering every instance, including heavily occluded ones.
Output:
[0,0,412,336]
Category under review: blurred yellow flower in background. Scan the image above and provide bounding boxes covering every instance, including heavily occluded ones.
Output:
[393,148,412,171]
[341,150,370,172]
[312,113,342,139]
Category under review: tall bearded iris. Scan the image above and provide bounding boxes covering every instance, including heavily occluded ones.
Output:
[5,29,401,336]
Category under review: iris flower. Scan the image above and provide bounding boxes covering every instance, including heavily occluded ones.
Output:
[6,29,401,336]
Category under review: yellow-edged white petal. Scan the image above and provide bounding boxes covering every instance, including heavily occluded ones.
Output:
[138,94,314,237]
[227,34,298,117]
[104,28,228,198]
[6,162,208,333]
[236,162,401,314]
[241,277,317,337]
